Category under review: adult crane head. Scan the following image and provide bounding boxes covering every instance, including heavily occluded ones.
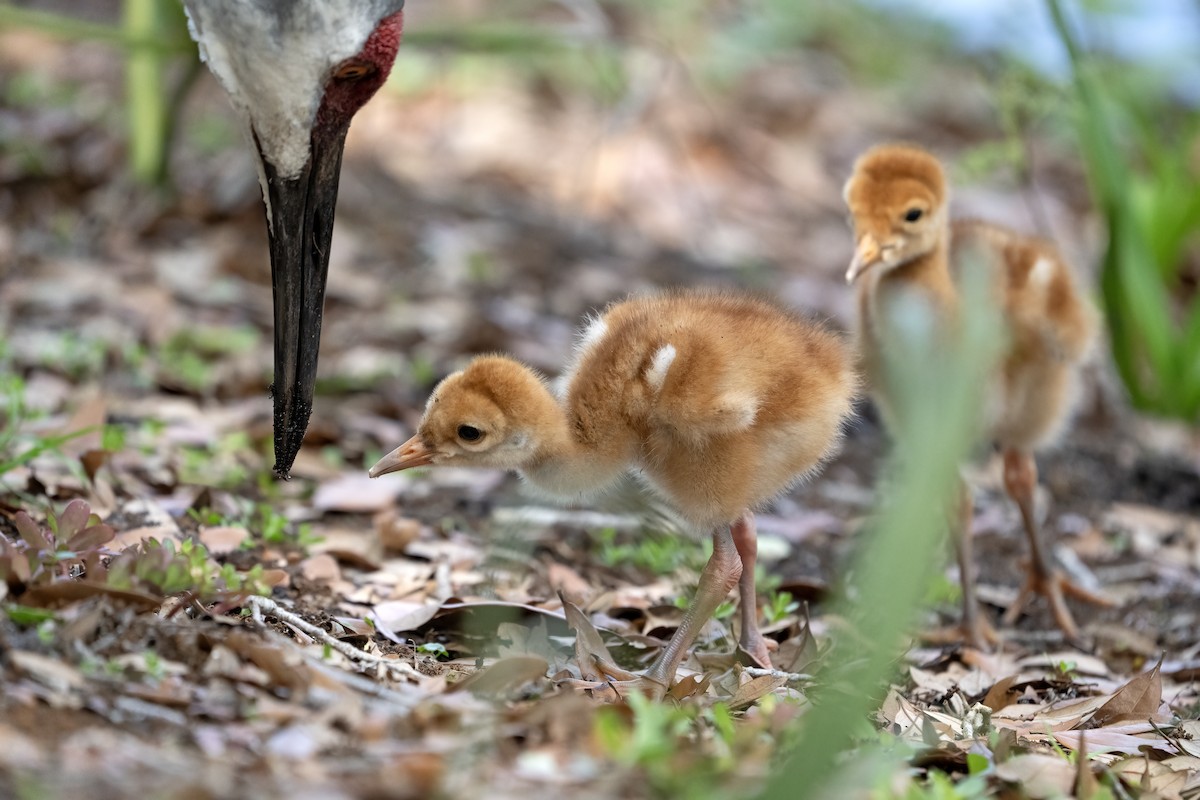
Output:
[183,0,406,478]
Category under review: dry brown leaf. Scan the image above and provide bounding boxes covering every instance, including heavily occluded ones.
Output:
[982,675,1020,712]
[374,509,422,553]
[563,597,636,681]
[313,472,402,513]
[879,687,925,736]
[58,389,106,455]
[666,673,711,701]
[994,754,1075,799]
[300,553,342,584]
[1051,729,1173,756]
[198,525,249,554]
[546,561,591,605]
[21,580,163,611]
[1089,659,1163,728]
[8,650,88,695]
[728,673,787,709]
[310,526,383,571]
[1110,754,1200,797]
[449,655,549,695]
[224,631,311,694]
[261,568,290,588]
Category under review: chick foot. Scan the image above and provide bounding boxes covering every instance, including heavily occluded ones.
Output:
[1001,563,1114,644]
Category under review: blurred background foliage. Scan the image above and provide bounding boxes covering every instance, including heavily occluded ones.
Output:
[2,1,1196,428]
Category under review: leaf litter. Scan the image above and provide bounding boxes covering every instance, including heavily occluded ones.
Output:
[1,11,1199,800]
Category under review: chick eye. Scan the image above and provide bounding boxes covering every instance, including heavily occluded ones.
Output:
[457,425,482,442]
[903,208,924,223]
[332,61,375,81]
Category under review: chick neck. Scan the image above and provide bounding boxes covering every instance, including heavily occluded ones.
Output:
[860,222,957,313]
[508,371,632,500]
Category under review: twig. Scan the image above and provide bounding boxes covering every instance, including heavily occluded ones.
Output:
[742,667,813,685]
[245,595,424,682]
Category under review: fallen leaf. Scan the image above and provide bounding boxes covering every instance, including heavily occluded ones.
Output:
[667,673,710,701]
[728,672,788,709]
[562,597,636,682]
[1089,659,1163,728]
[982,675,1020,712]
[21,580,162,611]
[199,526,249,554]
[313,473,402,513]
[370,600,441,640]
[543,563,587,606]
[995,754,1075,799]
[300,553,342,584]
[450,655,549,695]
[374,509,423,553]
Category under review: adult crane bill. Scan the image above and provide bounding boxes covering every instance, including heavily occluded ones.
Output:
[182,0,406,478]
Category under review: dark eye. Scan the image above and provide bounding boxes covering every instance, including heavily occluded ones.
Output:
[457,425,482,442]
[332,61,375,81]
[904,208,923,223]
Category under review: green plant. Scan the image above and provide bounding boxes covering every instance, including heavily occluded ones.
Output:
[762,590,799,624]
[0,372,93,479]
[416,642,449,659]
[105,536,269,600]
[595,526,705,576]
[1,499,269,604]
[157,324,260,395]
[1047,0,1200,421]
[0,499,115,585]
[188,503,319,551]
[761,266,1005,799]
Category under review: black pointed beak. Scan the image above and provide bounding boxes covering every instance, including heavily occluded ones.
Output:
[258,126,349,479]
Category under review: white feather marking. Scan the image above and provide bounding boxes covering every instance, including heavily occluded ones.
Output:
[1029,256,1055,289]
[645,344,677,393]
[578,315,608,350]
[556,315,608,399]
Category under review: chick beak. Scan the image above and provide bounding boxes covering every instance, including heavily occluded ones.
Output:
[846,234,882,284]
[369,434,435,477]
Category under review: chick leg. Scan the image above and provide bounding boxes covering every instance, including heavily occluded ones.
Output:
[953,479,998,649]
[1000,449,1112,641]
[924,479,998,648]
[639,527,742,691]
[731,512,772,668]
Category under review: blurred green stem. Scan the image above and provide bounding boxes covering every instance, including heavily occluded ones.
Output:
[123,0,168,185]
[760,269,1003,800]
[0,4,194,53]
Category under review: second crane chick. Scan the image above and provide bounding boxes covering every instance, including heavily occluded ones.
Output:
[844,143,1108,646]
[370,290,857,696]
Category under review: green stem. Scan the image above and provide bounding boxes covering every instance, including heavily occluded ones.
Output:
[122,0,167,185]
[0,4,193,54]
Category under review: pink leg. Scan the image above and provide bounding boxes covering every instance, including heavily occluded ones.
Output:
[1000,449,1111,643]
[641,526,741,690]
[731,512,772,667]
[954,479,998,649]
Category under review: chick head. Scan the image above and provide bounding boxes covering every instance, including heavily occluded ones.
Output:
[843,144,948,283]
[369,355,548,476]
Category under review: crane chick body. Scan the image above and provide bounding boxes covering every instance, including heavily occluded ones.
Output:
[844,144,1106,645]
[372,290,856,694]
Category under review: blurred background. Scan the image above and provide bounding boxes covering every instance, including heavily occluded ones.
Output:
[2,0,1198,442]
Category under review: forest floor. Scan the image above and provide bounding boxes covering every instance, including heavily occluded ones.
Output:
[1,9,1199,799]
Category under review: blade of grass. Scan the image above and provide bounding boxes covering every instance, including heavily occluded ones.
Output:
[760,263,1004,800]
[0,4,194,54]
